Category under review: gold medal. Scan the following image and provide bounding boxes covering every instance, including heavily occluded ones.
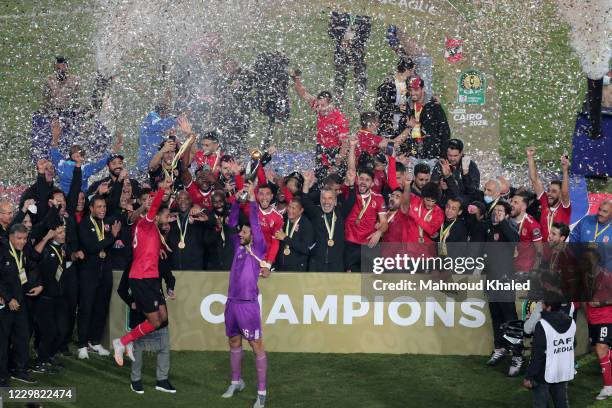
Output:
[418,237,425,244]
[99,251,106,259]
[328,239,335,247]
[178,241,186,249]
[259,260,267,268]
[438,242,448,257]
[283,246,291,256]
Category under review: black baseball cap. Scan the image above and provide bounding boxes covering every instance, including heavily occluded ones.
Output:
[107,154,124,165]
[284,171,304,187]
[447,138,464,152]
[56,56,67,64]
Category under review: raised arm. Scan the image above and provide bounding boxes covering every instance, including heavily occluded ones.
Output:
[149,139,176,172]
[560,155,570,207]
[387,155,400,191]
[247,184,266,254]
[526,146,544,197]
[145,182,167,222]
[292,74,315,104]
[66,159,83,216]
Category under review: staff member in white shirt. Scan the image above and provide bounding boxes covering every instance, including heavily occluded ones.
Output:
[523,295,576,408]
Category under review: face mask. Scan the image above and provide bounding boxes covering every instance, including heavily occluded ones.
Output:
[56,70,67,81]
[483,195,494,204]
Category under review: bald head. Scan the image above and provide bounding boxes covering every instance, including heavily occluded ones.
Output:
[598,199,612,224]
[0,200,14,228]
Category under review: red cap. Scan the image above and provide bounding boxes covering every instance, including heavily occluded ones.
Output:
[409,76,425,89]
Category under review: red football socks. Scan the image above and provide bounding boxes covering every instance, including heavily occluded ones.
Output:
[120,320,156,346]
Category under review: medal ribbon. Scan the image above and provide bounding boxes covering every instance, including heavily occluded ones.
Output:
[50,245,64,281]
[245,244,264,265]
[387,210,398,224]
[176,214,189,246]
[417,203,433,241]
[323,212,337,242]
[440,219,457,243]
[9,243,26,284]
[357,194,372,222]
[284,217,301,239]
[594,222,611,242]
[90,216,105,241]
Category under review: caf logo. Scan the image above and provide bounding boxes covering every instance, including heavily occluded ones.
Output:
[461,72,483,91]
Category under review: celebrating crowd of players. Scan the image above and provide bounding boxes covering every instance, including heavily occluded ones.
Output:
[0,48,611,408]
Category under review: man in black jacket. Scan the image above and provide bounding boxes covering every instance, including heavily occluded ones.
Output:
[167,191,208,271]
[77,195,121,360]
[301,170,356,272]
[87,154,141,202]
[274,197,314,271]
[328,11,371,111]
[483,201,521,376]
[32,223,69,373]
[431,139,480,205]
[0,224,42,385]
[204,191,235,271]
[524,295,575,408]
[402,76,450,160]
[375,59,414,137]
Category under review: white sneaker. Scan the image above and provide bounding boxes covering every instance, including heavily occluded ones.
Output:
[77,347,89,360]
[253,393,266,408]
[508,356,523,377]
[126,342,135,362]
[88,343,110,356]
[221,379,245,398]
[596,385,612,400]
[112,338,125,366]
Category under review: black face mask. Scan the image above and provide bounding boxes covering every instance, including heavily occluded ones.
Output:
[56,70,67,81]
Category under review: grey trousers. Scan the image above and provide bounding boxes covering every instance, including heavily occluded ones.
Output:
[532,381,569,408]
[130,326,170,382]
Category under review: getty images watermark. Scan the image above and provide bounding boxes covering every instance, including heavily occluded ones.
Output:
[360,243,534,300]
[369,254,530,292]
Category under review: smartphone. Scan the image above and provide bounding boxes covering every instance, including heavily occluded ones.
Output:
[386,142,394,156]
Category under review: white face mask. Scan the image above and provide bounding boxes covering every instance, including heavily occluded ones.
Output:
[484,195,494,204]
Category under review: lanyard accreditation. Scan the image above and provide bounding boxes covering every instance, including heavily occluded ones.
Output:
[283,217,301,256]
[9,243,27,284]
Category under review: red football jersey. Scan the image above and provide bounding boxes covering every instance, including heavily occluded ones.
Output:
[406,196,444,243]
[382,210,410,243]
[186,181,213,211]
[538,192,571,242]
[258,206,284,263]
[514,214,542,272]
[311,101,349,167]
[193,150,222,172]
[129,189,165,279]
[354,129,383,160]
[372,169,387,195]
[586,269,612,325]
[345,191,387,244]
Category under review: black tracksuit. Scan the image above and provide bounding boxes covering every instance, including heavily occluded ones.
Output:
[275,216,315,271]
[299,189,355,272]
[203,210,235,271]
[483,218,520,350]
[375,76,411,137]
[77,215,116,348]
[35,242,69,362]
[328,12,371,111]
[167,212,207,271]
[402,102,451,160]
[0,243,41,378]
[436,218,469,260]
